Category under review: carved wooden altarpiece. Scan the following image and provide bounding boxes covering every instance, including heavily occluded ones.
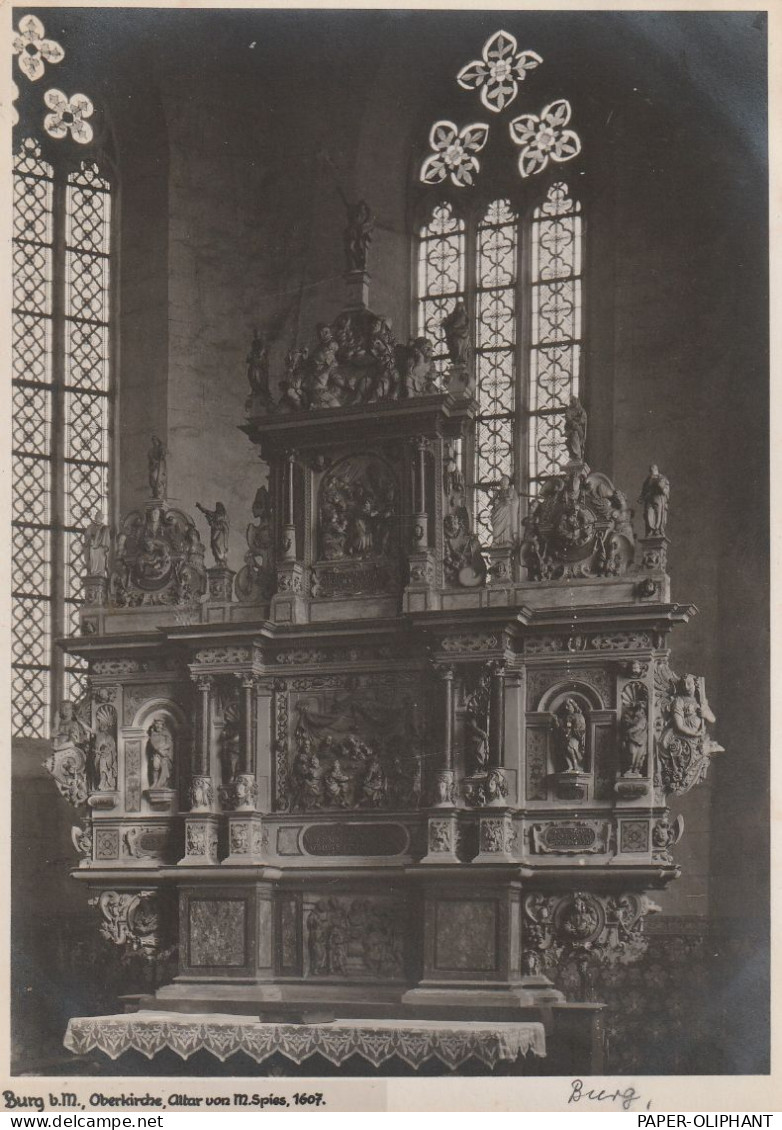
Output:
[51,269,722,1065]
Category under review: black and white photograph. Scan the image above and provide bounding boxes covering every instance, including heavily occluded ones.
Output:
[7,1,771,1106]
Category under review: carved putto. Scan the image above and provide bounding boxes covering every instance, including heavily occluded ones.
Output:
[654,665,722,794]
[108,502,207,607]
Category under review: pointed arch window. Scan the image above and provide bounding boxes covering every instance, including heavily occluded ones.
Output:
[12,136,113,737]
[415,181,583,544]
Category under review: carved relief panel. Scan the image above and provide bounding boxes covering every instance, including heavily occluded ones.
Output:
[302,895,405,980]
[273,672,427,813]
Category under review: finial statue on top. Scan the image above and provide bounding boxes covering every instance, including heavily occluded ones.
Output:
[343,197,374,273]
[83,510,111,577]
[563,395,587,462]
[148,435,167,499]
[196,501,230,567]
[639,464,670,536]
[442,299,470,365]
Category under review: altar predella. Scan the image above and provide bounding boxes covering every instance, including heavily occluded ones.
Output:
[50,220,722,1058]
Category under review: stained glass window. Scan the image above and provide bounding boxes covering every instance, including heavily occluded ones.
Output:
[529,182,582,488]
[416,181,583,543]
[12,138,112,736]
[474,199,518,542]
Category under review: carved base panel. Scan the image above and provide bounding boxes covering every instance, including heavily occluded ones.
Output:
[179,816,220,866]
[222,815,266,864]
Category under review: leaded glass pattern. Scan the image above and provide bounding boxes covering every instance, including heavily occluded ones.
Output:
[474,199,518,543]
[529,182,582,488]
[417,202,465,375]
[12,140,112,737]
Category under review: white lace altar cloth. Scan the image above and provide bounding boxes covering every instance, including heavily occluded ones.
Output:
[64,1013,546,1070]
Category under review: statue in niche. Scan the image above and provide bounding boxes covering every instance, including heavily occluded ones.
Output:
[246,329,271,406]
[83,511,111,577]
[564,396,587,462]
[280,346,308,411]
[344,198,374,273]
[146,717,174,789]
[47,699,93,806]
[358,750,386,808]
[404,337,438,397]
[147,435,167,499]
[620,684,648,777]
[93,705,118,791]
[490,474,520,548]
[442,299,470,364]
[220,716,240,785]
[553,699,586,773]
[464,671,491,774]
[196,501,229,568]
[639,464,670,537]
[323,758,351,808]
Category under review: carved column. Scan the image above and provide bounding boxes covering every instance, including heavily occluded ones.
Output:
[273,451,306,623]
[421,662,458,862]
[404,437,437,610]
[181,674,218,865]
[489,660,506,769]
[281,450,297,562]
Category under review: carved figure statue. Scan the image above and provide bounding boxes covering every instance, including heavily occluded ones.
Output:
[93,707,118,791]
[442,299,470,364]
[280,347,308,410]
[490,474,520,548]
[307,902,331,974]
[146,717,174,789]
[639,464,670,537]
[554,699,586,773]
[672,674,715,739]
[621,696,648,777]
[83,511,111,576]
[136,506,172,584]
[324,757,351,808]
[246,329,271,402]
[196,501,229,567]
[564,396,587,462]
[344,198,374,273]
[405,336,438,397]
[220,717,240,784]
[47,699,93,806]
[292,748,323,810]
[464,672,491,774]
[308,323,344,409]
[147,435,167,499]
[366,315,398,401]
[358,751,386,808]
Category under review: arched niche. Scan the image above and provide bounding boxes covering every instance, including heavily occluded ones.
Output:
[536,678,606,714]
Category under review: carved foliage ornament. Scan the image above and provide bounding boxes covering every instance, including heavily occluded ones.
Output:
[90,890,160,959]
[522,891,660,974]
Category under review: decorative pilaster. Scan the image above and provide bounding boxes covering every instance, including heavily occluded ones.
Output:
[281,450,297,562]
[206,566,235,603]
[639,534,669,572]
[429,664,455,807]
[412,435,429,551]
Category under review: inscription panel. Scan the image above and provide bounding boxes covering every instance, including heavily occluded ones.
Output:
[302,823,408,856]
[188,899,246,967]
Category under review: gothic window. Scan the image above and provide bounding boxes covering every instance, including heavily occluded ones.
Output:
[12,137,112,736]
[415,181,583,544]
